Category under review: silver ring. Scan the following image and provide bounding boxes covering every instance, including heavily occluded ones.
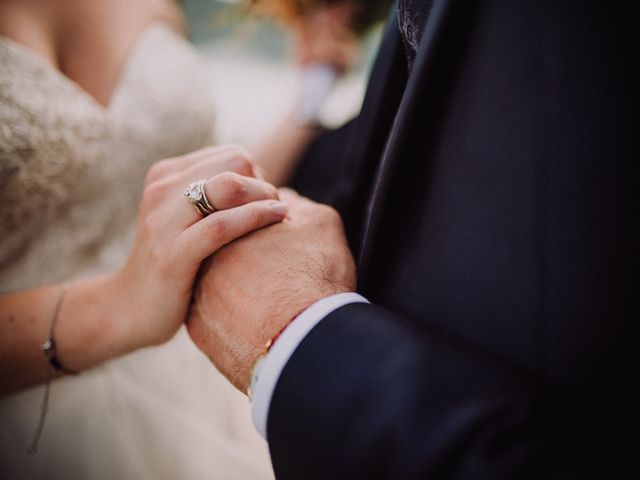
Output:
[184,179,216,217]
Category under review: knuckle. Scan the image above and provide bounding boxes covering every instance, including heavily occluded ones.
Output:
[250,206,268,226]
[142,183,159,206]
[315,204,342,227]
[226,147,254,175]
[146,159,173,183]
[195,146,224,165]
[316,203,339,219]
[142,179,172,205]
[250,203,274,227]
[216,172,247,200]
[266,183,279,199]
[196,146,218,158]
[204,217,228,240]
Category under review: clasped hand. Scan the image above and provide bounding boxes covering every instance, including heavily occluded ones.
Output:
[117,145,356,395]
[110,145,288,356]
[187,189,357,393]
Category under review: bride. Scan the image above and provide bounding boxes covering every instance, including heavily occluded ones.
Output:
[0,0,367,478]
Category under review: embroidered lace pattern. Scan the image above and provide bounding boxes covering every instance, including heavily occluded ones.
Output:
[0,24,216,293]
[397,0,434,69]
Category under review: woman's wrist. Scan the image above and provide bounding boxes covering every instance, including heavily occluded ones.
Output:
[53,274,140,371]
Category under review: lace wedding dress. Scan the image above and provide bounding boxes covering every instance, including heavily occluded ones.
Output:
[0,24,273,479]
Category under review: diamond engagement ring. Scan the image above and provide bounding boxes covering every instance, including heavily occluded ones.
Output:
[184,179,216,217]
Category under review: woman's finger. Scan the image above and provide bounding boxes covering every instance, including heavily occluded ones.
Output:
[178,200,289,264]
[278,187,302,203]
[180,145,256,179]
[253,164,267,181]
[204,173,279,211]
[174,173,279,228]
[146,145,256,185]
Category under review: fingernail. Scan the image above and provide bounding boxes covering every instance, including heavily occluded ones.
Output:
[270,201,289,217]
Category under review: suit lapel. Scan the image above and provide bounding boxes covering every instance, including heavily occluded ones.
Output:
[357,0,462,282]
[335,5,408,253]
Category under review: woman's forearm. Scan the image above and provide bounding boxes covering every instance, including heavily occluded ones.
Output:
[0,275,133,396]
[0,146,289,397]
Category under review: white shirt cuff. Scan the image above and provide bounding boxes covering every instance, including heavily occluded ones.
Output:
[250,292,369,438]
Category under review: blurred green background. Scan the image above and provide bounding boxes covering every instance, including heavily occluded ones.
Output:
[180,0,388,145]
[184,0,289,57]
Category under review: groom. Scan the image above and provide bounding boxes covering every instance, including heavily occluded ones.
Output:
[188,0,637,478]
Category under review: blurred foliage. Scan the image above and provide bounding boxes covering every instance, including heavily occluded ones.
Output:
[183,0,392,70]
[184,0,393,43]
[248,0,393,35]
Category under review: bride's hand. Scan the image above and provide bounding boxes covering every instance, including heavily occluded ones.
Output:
[110,145,287,351]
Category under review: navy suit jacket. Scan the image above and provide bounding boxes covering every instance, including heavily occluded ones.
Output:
[273,1,638,478]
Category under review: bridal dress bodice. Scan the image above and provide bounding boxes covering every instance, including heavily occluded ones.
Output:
[0,24,273,480]
[0,24,216,293]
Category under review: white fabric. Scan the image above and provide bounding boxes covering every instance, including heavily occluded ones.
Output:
[251,293,369,438]
[0,24,273,480]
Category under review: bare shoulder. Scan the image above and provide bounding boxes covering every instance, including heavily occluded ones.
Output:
[0,0,185,39]
[0,0,58,64]
[62,0,187,105]
[59,0,186,34]
[0,0,187,106]
[0,0,184,52]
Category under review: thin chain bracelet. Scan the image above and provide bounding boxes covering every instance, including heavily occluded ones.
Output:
[247,309,305,401]
[27,282,78,454]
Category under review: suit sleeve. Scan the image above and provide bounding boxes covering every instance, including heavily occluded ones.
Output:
[267,303,630,479]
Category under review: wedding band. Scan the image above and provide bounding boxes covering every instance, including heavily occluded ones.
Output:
[184,179,216,217]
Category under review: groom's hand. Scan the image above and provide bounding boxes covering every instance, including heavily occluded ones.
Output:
[187,189,356,392]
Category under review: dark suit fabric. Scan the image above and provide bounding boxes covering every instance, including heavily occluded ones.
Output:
[280,1,638,478]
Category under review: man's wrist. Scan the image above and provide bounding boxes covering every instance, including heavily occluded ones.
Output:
[247,309,302,399]
[244,290,343,393]
[250,292,369,438]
